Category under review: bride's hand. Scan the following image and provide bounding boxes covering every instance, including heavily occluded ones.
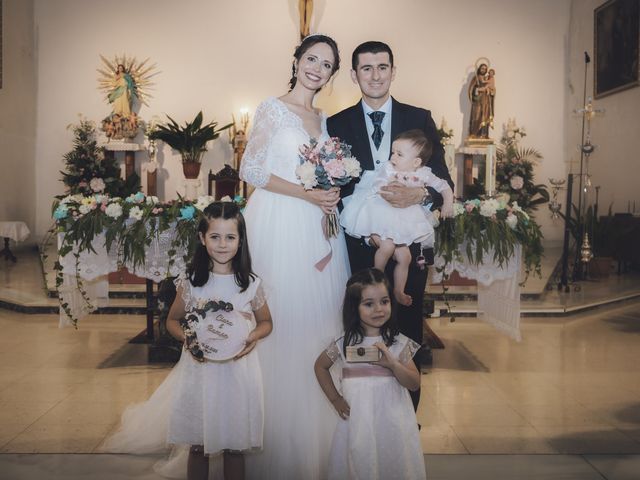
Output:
[304,187,340,214]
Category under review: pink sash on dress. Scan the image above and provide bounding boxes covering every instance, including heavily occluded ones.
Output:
[343,365,393,378]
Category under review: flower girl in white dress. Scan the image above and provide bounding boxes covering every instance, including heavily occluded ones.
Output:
[340,129,454,306]
[314,268,426,480]
[103,202,272,480]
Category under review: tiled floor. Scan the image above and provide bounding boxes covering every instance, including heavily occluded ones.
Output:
[1,248,640,478]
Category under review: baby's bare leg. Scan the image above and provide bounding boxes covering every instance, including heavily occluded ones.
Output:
[393,245,413,306]
[372,236,396,272]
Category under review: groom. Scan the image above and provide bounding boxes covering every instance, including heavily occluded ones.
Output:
[328,41,453,410]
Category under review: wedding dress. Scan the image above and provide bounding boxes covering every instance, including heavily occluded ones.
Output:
[240,96,351,480]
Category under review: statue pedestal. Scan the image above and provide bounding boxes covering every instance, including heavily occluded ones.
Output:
[456,143,496,198]
[102,142,143,182]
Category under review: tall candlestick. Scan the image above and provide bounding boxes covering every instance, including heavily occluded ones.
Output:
[485,144,496,196]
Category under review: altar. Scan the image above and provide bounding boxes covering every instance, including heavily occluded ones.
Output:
[56,228,187,329]
[432,246,522,341]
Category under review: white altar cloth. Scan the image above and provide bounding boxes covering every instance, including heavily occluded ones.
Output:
[57,228,187,328]
[432,245,522,341]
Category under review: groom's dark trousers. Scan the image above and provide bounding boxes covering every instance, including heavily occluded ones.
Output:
[328,97,453,410]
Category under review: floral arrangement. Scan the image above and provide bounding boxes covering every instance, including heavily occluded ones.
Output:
[435,197,543,281]
[495,119,549,212]
[296,137,361,237]
[60,118,139,198]
[51,192,245,326]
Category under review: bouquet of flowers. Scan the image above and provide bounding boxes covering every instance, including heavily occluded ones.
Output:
[296,137,361,237]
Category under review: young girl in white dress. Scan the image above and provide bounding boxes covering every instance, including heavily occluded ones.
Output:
[340,129,454,306]
[314,268,426,480]
[102,202,272,480]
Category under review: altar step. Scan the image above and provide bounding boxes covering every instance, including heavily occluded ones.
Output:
[1,243,640,317]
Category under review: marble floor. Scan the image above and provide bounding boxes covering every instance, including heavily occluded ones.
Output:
[1,248,640,478]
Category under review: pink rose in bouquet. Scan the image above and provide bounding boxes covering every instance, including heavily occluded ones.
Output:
[296,137,361,237]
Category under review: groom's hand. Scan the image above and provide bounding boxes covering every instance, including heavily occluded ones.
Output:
[380,182,424,208]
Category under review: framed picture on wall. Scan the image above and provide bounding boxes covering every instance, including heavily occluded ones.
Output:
[594,0,640,98]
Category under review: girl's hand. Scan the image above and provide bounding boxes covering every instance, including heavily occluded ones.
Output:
[331,395,350,419]
[234,329,259,360]
[305,187,340,214]
[372,341,399,371]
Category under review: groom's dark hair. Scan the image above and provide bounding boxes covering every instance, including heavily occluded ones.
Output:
[351,41,394,70]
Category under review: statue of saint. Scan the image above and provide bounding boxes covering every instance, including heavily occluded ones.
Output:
[97,55,157,140]
[467,61,496,141]
[108,64,138,119]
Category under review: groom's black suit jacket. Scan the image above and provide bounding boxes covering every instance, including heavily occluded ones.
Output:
[328,97,453,409]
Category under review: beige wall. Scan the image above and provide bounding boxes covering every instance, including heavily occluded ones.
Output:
[31,0,574,240]
[567,0,640,216]
[0,0,36,237]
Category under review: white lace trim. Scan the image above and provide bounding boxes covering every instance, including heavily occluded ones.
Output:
[398,337,421,364]
[325,341,341,363]
[174,273,193,309]
[250,281,267,311]
[431,244,521,286]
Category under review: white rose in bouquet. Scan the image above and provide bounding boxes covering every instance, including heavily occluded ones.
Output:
[295,161,318,190]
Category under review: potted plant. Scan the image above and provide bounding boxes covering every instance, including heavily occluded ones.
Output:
[149,111,232,179]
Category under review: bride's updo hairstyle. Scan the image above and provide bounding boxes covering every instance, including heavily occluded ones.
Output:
[288,34,340,91]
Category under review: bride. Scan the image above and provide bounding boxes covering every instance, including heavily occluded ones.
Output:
[240,34,350,480]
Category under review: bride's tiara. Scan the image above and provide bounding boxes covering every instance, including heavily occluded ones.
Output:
[301,33,332,42]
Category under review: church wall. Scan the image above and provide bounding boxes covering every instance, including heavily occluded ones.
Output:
[0,0,36,236]
[567,0,640,216]
[32,0,571,241]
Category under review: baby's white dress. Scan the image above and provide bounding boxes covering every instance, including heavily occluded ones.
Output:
[341,163,450,247]
[101,273,266,478]
[325,333,426,480]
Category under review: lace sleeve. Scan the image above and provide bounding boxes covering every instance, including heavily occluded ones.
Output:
[239,99,282,188]
[173,273,192,309]
[250,280,267,311]
[324,340,341,363]
[398,337,421,364]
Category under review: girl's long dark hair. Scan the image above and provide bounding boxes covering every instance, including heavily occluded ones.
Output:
[187,201,254,291]
[342,268,399,355]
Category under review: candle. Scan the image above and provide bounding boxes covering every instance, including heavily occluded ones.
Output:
[485,144,496,196]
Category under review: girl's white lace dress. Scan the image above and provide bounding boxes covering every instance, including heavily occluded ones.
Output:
[325,334,426,480]
[240,97,351,480]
